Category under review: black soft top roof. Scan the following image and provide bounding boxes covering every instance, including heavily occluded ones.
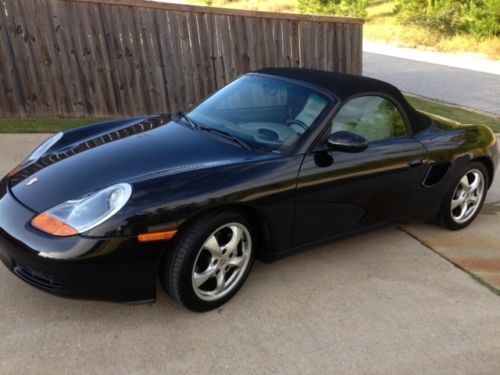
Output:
[255,68,430,133]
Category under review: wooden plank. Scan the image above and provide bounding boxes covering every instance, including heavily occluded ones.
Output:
[325,22,334,71]
[45,0,78,115]
[72,2,93,115]
[46,0,74,115]
[87,2,117,115]
[186,11,203,103]
[308,21,316,69]
[335,23,344,73]
[343,24,352,74]
[81,3,111,115]
[253,16,264,69]
[262,18,273,68]
[322,22,329,70]
[211,14,225,89]
[145,8,166,112]
[175,10,195,108]
[0,1,20,116]
[164,10,183,111]
[18,0,60,115]
[75,2,103,115]
[278,20,287,67]
[153,9,173,112]
[230,16,243,75]
[151,9,171,113]
[285,19,294,67]
[195,12,213,99]
[243,16,257,71]
[118,5,140,114]
[3,0,32,116]
[271,19,280,67]
[137,7,164,113]
[219,15,234,84]
[291,20,300,67]
[355,24,363,74]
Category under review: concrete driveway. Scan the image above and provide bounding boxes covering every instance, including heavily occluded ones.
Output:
[1,135,500,374]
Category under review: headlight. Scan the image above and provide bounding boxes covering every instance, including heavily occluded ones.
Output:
[24,132,64,164]
[31,183,132,236]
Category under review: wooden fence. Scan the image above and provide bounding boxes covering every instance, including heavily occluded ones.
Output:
[0,0,364,117]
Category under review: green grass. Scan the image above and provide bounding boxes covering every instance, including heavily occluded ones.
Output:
[405,95,500,133]
[0,117,107,133]
[0,97,498,134]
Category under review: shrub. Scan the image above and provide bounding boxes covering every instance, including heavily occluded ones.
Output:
[394,0,499,38]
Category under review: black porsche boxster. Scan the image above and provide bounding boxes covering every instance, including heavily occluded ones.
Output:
[0,68,498,311]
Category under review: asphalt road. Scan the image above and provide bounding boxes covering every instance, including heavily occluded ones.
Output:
[363,52,500,116]
[1,135,500,374]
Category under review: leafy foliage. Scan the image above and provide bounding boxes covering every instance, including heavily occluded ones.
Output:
[394,0,499,38]
[298,0,368,18]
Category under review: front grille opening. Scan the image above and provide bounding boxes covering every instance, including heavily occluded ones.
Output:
[14,262,62,290]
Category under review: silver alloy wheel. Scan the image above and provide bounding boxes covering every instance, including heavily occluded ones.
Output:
[191,222,252,302]
[450,169,485,224]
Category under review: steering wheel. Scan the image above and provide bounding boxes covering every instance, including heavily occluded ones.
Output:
[287,119,308,131]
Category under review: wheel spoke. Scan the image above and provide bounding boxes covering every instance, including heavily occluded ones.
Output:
[458,202,468,220]
[451,197,465,210]
[215,271,226,293]
[469,194,480,204]
[203,235,222,257]
[468,173,481,192]
[225,225,243,253]
[228,255,246,268]
[459,175,470,190]
[193,266,217,288]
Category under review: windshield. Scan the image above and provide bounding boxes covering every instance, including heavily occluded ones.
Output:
[188,75,333,153]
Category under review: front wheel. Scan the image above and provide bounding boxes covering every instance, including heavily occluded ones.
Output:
[160,211,254,312]
[440,162,488,230]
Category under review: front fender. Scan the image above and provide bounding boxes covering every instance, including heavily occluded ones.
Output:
[81,155,303,253]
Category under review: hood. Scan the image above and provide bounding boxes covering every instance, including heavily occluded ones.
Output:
[9,116,258,212]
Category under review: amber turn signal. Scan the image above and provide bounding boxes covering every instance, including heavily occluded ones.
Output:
[137,230,177,242]
[31,213,78,237]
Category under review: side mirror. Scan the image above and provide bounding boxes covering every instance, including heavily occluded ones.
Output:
[326,131,368,153]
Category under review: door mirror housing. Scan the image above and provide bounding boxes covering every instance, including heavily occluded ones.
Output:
[326,131,368,153]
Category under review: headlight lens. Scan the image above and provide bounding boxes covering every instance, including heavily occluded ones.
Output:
[24,132,64,164]
[31,183,132,236]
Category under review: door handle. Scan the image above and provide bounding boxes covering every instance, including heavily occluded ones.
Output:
[408,158,425,168]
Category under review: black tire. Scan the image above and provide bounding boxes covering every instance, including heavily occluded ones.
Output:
[160,211,255,312]
[439,161,489,230]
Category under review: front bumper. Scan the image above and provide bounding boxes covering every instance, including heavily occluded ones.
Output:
[0,187,165,303]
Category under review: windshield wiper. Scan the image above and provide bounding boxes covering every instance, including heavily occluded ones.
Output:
[199,126,253,151]
[172,111,199,130]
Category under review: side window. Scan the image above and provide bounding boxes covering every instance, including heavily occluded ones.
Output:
[330,96,407,142]
[215,82,287,110]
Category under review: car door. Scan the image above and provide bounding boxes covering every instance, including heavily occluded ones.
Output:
[293,95,429,246]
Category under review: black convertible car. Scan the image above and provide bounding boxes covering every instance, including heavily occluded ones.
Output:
[0,68,497,311]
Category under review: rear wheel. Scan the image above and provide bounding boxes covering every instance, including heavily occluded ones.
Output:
[440,162,488,230]
[160,211,254,312]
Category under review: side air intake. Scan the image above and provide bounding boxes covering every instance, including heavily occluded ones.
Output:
[422,163,450,187]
